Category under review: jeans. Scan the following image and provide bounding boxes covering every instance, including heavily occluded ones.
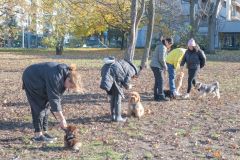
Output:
[187,69,199,93]
[151,67,165,99]
[167,63,176,94]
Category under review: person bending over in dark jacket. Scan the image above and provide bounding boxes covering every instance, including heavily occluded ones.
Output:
[180,38,206,99]
[22,62,81,143]
[100,57,138,122]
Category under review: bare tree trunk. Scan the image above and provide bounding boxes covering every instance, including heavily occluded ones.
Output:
[208,0,221,54]
[124,0,145,62]
[124,0,138,62]
[140,0,155,69]
[56,37,64,55]
[190,0,197,38]
[132,0,145,56]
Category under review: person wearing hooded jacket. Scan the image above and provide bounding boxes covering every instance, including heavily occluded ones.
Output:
[22,62,81,143]
[150,37,173,101]
[100,57,138,122]
[180,38,206,99]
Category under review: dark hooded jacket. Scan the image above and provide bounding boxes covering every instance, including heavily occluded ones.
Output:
[100,59,137,98]
[180,47,206,69]
[22,62,70,112]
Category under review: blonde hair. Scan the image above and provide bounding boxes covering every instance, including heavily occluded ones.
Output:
[68,64,84,93]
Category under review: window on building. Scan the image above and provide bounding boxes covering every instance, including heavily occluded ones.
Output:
[220,33,240,49]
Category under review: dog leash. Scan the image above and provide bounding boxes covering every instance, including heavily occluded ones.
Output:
[50,109,67,132]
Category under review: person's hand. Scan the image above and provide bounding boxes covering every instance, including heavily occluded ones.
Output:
[127,84,133,90]
[59,119,67,129]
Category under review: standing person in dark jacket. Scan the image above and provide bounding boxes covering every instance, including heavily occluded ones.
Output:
[180,38,206,99]
[150,37,173,101]
[100,57,138,122]
[22,62,81,142]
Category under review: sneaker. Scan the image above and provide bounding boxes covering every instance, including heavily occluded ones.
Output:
[115,116,127,122]
[156,95,170,101]
[182,93,190,99]
[173,91,181,97]
[44,133,57,141]
[32,135,53,143]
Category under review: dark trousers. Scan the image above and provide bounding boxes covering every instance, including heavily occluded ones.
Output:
[23,85,49,133]
[108,84,122,120]
[151,67,165,99]
[187,69,199,93]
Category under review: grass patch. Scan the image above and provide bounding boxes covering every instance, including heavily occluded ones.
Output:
[143,151,154,159]
[81,140,124,159]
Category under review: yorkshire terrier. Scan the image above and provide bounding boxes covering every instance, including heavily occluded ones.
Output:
[63,125,82,151]
[195,81,220,99]
[128,92,144,118]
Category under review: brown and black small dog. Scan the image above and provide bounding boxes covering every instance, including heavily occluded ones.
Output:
[63,125,82,151]
[128,92,144,118]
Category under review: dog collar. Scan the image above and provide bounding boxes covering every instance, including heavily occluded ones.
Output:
[66,134,75,141]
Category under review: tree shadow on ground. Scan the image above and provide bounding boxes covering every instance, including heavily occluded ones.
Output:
[222,128,240,133]
[0,120,32,131]
[22,146,66,152]
[67,114,112,125]
[3,101,28,107]
[62,93,107,105]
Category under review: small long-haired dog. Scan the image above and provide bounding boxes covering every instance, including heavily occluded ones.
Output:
[128,92,144,118]
[176,71,184,94]
[63,125,82,150]
[195,81,220,99]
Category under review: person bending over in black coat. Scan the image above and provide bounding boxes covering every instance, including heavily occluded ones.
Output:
[22,62,82,143]
[100,57,138,122]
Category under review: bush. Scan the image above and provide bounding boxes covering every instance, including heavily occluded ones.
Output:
[42,37,57,48]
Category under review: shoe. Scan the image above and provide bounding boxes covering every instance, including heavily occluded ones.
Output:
[173,91,181,97]
[182,93,190,99]
[44,133,57,141]
[32,135,53,143]
[155,96,170,101]
[115,116,127,122]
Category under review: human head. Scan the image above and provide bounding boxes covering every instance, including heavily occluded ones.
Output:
[64,64,83,93]
[187,38,197,51]
[162,37,173,50]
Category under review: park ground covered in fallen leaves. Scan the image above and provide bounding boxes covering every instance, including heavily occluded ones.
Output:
[0,49,240,159]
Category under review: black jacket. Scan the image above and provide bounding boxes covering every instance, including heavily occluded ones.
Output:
[180,48,206,69]
[100,59,137,98]
[22,62,70,112]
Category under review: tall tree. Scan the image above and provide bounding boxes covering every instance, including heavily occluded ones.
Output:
[124,0,145,62]
[208,0,222,53]
[140,0,155,69]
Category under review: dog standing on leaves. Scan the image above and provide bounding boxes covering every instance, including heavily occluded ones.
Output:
[195,81,220,99]
[128,92,144,118]
[64,125,82,151]
[176,71,184,94]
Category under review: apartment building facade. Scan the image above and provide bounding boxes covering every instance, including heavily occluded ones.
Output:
[181,0,240,49]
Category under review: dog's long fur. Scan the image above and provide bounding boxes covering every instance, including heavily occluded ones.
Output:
[176,72,184,94]
[128,92,144,118]
[195,81,220,99]
[64,125,82,150]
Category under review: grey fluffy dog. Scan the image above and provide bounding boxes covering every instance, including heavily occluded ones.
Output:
[195,81,220,99]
